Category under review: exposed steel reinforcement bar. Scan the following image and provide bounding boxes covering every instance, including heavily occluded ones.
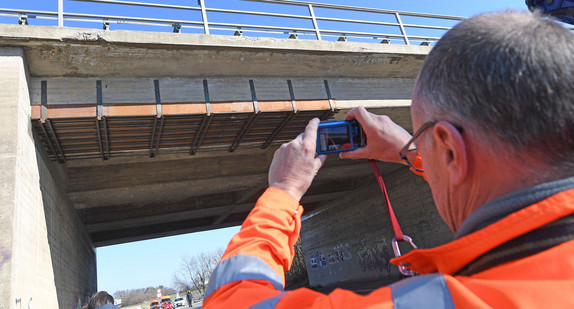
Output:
[31,100,337,161]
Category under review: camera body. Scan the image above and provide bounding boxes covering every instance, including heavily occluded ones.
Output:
[316,120,365,155]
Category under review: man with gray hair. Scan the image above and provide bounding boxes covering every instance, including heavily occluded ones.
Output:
[203,10,574,308]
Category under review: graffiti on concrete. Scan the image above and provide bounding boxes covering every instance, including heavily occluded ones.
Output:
[15,297,32,309]
[356,237,392,273]
[310,250,327,268]
[327,243,352,264]
[309,251,327,268]
[309,243,352,269]
[309,258,318,268]
[75,293,82,309]
[0,245,11,269]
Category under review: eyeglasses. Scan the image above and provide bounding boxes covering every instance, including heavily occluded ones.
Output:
[399,120,463,172]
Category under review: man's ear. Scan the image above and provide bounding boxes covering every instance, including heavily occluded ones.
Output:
[432,122,467,185]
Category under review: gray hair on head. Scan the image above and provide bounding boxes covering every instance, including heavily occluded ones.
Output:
[414,10,574,169]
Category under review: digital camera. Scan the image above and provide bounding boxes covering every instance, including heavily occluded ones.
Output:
[316,120,366,155]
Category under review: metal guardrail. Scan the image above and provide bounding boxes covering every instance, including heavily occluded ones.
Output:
[0,0,466,45]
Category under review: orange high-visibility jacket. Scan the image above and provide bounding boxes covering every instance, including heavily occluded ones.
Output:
[203,185,574,308]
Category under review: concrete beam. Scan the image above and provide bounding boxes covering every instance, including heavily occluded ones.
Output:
[84,176,368,246]
[28,77,414,106]
[66,155,377,209]
[0,24,430,78]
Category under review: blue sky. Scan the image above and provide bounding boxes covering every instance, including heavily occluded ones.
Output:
[96,227,240,294]
[0,0,528,41]
[1,0,526,295]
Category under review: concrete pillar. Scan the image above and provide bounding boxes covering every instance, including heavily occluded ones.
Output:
[300,166,453,289]
[0,48,97,309]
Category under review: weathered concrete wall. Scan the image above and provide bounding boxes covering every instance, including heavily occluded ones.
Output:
[300,165,453,288]
[0,48,96,309]
[0,47,20,309]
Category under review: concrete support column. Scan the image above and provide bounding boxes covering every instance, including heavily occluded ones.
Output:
[0,47,22,309]
[0,48,97,309]
[301,167,453,289]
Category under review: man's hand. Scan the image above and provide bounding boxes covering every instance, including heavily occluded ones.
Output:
[340,106,412,164]
[268,118,327,201]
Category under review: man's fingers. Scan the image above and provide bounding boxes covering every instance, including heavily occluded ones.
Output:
[339,147,367,160]
[345,106,366,122]
[344,106,359,121]
[300,118,320,153]
[311,155,327,177]
[304,118,320,141]
[316,154,327,169]
[267,118,324,201]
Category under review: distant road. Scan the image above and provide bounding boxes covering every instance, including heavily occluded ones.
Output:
[122,300,203,309]
[185,300,203,308]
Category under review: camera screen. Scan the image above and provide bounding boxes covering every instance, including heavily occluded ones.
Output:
[318,126,352,152]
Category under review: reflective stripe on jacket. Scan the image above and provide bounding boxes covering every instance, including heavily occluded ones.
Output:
[203,187,574,308]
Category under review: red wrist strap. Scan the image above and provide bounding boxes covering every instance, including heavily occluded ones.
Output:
[369,159,418,276]
[369,159,404,241]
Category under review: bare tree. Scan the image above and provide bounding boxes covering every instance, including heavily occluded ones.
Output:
[173,248,224,299]
[172,274,193,295]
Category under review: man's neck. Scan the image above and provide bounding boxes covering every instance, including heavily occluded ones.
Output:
[451,146,570,231]
[455,175,574,238]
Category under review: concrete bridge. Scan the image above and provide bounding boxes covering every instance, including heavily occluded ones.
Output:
[0,4,455,307]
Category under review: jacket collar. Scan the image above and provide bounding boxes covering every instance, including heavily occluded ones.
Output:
[456,176,574,238]
[391,188,574,275]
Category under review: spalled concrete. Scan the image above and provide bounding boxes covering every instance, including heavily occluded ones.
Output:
[0,24,430,78]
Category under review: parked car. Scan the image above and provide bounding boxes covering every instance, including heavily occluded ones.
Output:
[173,297,185,308]
[160,296,173,309]
[150,299,160,309]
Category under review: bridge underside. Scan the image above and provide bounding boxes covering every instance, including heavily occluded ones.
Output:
[31,96,339,246]
[0,23,428,247]
[30,91,411,246]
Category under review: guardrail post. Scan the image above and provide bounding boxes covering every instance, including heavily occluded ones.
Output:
[198,0,210,34]
[394,12,410,45]
[18,14,28,25]
[58,0,64,27]
[308,4,322,40]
